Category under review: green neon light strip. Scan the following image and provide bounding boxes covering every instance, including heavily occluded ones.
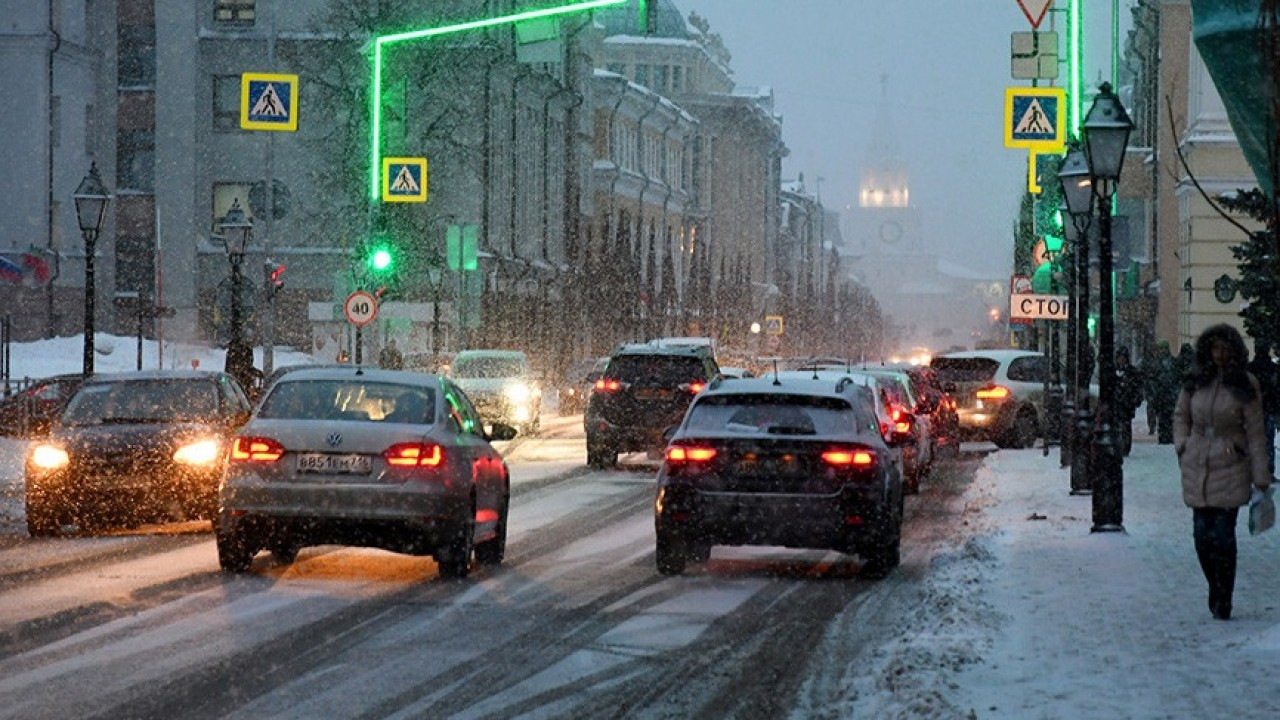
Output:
[369,0,626,200]
[1070,0,1082,137]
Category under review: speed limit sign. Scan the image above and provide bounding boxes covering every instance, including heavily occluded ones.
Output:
[343,290,378,327]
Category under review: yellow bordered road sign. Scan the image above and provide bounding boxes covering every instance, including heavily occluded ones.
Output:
[1004,87,1065,151]
[764,315,784,335]
[241,73,298,132]
[382,157,428,203]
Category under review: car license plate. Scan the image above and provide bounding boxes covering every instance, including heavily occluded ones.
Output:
[297,453,372,475]
[635,388,671,400]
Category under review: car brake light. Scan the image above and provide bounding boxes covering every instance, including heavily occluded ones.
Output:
[666,446,717,462]
[683,381,706,393]
[231,436,285,462]
[384,442,444,467]
[822,449,874,466]
[594,378,623,392]
[976,385,1011,400]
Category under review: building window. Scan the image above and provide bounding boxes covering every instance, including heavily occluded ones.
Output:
[213,75,241,132]
[115,234,155,294]
[656,65,669,92]
[118,24,155,87]
[635,64,649,87]
[671,66,682,92]
[117,130,155,192]
[214,0,255,24]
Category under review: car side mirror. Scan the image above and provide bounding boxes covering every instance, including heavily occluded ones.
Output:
[487,422,518,441]
[662,425,679,442]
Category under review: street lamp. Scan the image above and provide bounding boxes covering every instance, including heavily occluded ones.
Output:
[1082,81,1133,533]
[1059,144,1094,494]
[218,199,255,392]
[73,163,110,377]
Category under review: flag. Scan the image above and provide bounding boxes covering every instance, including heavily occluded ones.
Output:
[0,256,24,284]
[22,248,51,283]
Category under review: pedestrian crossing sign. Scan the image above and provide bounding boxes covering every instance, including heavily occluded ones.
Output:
[1004,86,1065,151]
[241,73,298,132]
[382,157,428,203]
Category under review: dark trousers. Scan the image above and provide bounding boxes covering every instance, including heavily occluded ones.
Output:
[1264,413,1278,476]
[1156,408,1175,444]
[1118,417,1133,456]
[1193,507,1239,616]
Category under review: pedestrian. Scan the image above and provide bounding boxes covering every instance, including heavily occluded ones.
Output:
[1173,323,1272,620]
[1114,347,1144,456]
[1247,339,1280,475]
[1145,340,1179,444]
[378,338,404,370]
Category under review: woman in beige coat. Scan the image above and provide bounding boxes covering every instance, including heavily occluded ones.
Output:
[1173,324,1273,620]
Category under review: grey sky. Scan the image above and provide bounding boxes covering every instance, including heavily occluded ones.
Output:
[679,0,1131,271]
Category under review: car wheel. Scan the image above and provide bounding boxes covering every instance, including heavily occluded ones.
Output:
[1001,409,1039,449]
[268,538,300,564]
[216,525,258,573]
[655,528,688,576]
[437,507,475,579]
[587,441,617,469]
[474,494,509,567]
[25,497,61,538]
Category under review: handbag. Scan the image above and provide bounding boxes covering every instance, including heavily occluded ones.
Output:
[1249,486,1276,535]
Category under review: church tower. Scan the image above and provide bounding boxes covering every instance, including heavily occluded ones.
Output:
[856,75,922,254]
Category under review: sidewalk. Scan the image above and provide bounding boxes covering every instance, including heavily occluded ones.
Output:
[943,423,1280,718]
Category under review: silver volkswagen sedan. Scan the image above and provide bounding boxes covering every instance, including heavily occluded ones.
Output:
[215,367,516,578]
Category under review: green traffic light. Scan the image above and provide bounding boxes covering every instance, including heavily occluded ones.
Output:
[370,247,393,272]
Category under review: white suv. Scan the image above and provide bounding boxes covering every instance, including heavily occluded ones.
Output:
[931,350,1048,448]
[450,350,541,435]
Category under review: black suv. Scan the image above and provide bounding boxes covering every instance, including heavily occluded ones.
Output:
[585,344,720,468]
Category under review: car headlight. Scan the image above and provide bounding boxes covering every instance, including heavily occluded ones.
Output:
[29,444,70,471]
[174,438,223,466]
[504,383,532,402]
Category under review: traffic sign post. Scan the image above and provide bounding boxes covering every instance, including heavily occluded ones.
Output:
[1004,86,1066,151]
[344,290,379,366]
[240,73,298,132]
[763,315,784,335]
[382,157,428,203]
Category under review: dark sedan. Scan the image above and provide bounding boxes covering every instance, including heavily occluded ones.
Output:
[24,370,252,536]
[654,375,905,578]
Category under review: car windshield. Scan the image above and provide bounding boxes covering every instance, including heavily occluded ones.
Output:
[62,379,219,426]
[931,357,1001,383]
[453,357,526,379]
[684,394,858,436]
[258,380,436,424]
[606,355,706,383]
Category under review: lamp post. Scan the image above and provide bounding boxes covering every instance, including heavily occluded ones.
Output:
[1059,143,1094,494]
[73,163,110,378]
[1082,82,1133,533]
[219,199,255,391]
[1057,202,1078,469]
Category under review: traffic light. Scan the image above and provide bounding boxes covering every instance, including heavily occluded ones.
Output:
[362,237,401,298]
[265,261,285,299]
[367,243,395,274]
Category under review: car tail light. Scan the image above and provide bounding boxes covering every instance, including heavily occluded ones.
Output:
[231,436,285,463]
[594,378,626,392]
[889,405,913,434]
[680,381,706,393]
[384,442,444,467]
[822,449,875,466]
[976,385,1011,400]
[666,445,717,462]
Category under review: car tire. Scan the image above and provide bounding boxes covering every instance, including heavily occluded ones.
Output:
[1000,409,1039,449]
[437,509,475,579]
[655,528,688,576]
[216,526,257,573]
[474,494,509,567]
[861,492,903,579]
[25,497,61,538]
[268,539,300,564]
[586,440,617,469]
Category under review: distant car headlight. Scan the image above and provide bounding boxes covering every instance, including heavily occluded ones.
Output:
[504,383,532,402]
[28,444,70,471]
[173,438,223,466]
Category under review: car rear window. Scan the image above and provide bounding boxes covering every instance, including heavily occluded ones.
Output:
[63,379,220,426]
[258,380,436,424]
[931,357,1000,383]
[1006,356,1049,383]
[684,394,859,436]
[606,355,708,384]
[453,356,527,379]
